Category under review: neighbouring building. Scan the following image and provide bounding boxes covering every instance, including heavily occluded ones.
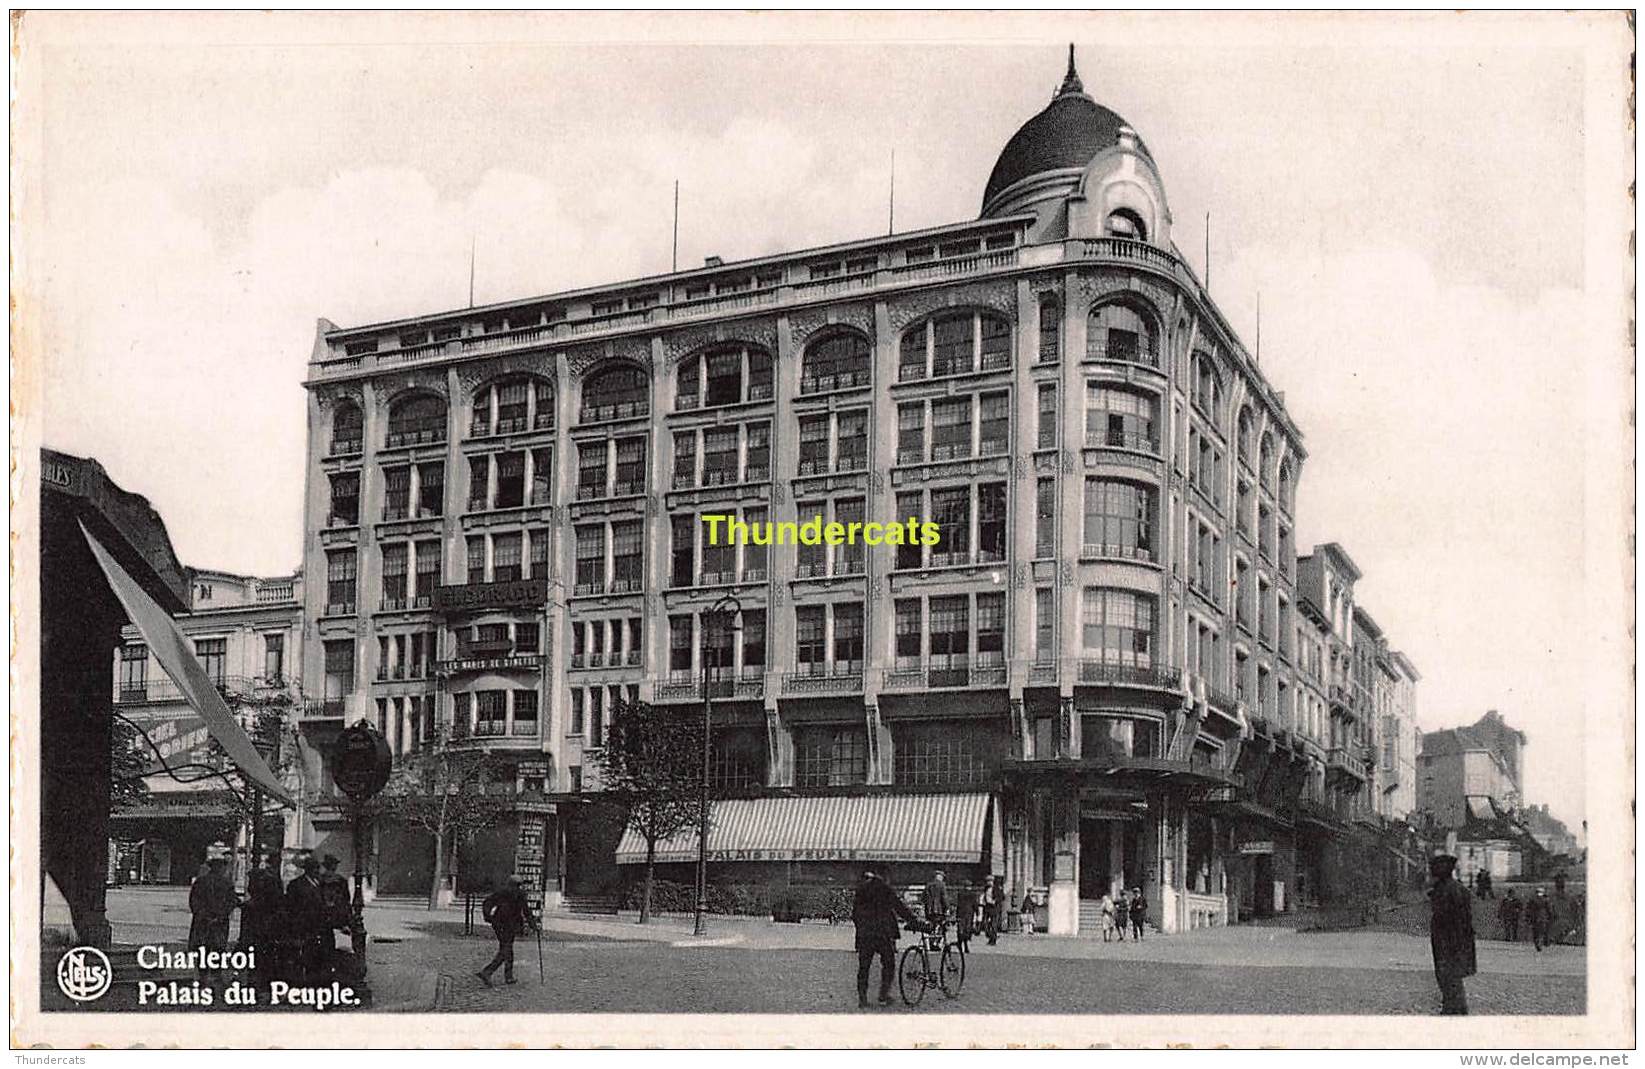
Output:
[1381,650,1421,823]
[1520,803,1579,859]
[294,49,1428,933]
[109,569,302,885]
[1418,711,1526,828]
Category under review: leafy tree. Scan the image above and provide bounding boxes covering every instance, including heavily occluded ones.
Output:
[109,716,153,812]
[368,730,513,910]
[596,698,707,924]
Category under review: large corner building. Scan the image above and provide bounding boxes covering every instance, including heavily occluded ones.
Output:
[295,50,1419,932]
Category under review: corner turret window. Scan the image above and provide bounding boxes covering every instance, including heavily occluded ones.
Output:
[331,402,363,456]
[1104,209,1147,242]
[1087,302,1159,369]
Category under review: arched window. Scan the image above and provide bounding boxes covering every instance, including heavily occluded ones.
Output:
[1237,407,1255,466]
[800,333,871,394]
[1104,209,1147,242]
[385,393,447,448]
[471,375,555,437]
[1087,301,1158,368]
[1192,352,1223,424]
[1278,460,1294,512]
[1260,433,1276,489]
[331,401,363,456]
[677,345,773,410]
[581,364,650,423]
[898,310,1012,382]
[1038,296,1061,364]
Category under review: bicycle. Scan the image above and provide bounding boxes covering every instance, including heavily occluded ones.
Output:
[897,917,965,1005]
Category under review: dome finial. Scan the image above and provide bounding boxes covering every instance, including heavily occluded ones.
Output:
[1057,43,1084,98]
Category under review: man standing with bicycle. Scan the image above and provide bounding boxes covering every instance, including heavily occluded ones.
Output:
[852,869,919,1009]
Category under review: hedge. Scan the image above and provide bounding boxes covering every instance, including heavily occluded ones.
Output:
[622,879,853,922]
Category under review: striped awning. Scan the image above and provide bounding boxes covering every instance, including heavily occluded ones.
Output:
[615,793,994,866]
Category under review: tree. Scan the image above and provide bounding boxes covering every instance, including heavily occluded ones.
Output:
[109,716,153,812]
[369,731,513,910]
[596,698,707,924]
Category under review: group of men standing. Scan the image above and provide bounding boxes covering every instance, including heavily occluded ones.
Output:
[188,851,354,985]
[1495,887,1558,950]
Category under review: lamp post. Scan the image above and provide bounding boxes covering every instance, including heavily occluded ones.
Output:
[694,593,742,937]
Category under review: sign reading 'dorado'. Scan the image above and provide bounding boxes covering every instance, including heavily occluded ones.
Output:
[431,578,548,612]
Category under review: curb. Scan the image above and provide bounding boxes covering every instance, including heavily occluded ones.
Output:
[668,936,745,948]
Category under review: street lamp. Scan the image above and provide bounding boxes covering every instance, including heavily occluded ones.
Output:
[694,593,742,937]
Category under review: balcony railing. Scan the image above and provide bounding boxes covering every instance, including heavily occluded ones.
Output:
[882,662,1008,690]
[782,669,864,695]
[299,699,347,720]
[1087,341,1161,369]
[1084,429,1160,454]
[1077,660,1179,689]
[1079,542,1156,563]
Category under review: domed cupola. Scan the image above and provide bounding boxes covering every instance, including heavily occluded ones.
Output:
[981,46,1170,246]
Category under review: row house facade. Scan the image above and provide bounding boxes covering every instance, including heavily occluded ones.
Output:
[294,50,1414,931]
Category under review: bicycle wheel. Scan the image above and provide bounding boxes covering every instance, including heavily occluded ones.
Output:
[939,945,965,998]
[898,945,928,1006]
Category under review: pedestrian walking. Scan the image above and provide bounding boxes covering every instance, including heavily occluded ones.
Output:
[317,854,353,952]
[285,855,330,983]
[1113,887,1130,941]
[1526,887,1554,951]
[1477,869,1494,899]
[1098,893,1116,942]
[954,882,978,955]
[851,869,918,1008]
[1498,889,1522,942]
[475,875,537,986]
[1130,887,1148,940]
[1428,853,1477,1015]
[1018,890,1037,935]
[979,877,999,946]
[188,856,238,980]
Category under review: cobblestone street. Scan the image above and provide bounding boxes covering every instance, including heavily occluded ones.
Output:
[101,889,1586,1017]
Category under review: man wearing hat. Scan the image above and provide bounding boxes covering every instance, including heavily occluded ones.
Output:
[476,875,537,987]
[1526,886,1555,951]
[852,869,919,1008]
[317,854,353,948]
[1428,853,1477,1014]
[187,855,237,979]
[286,855,330,983]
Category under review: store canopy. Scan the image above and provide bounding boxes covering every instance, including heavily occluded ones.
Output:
[82,522,294,806]
[615,793,995,866]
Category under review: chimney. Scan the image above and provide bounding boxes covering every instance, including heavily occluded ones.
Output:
[704,255,724,267]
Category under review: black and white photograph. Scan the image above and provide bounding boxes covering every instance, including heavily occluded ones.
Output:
[9,9,1634,1051]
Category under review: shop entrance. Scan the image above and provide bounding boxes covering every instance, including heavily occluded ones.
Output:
[1078,818,1140,899]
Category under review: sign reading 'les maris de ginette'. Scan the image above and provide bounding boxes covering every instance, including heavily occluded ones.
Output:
[431,578,548,613]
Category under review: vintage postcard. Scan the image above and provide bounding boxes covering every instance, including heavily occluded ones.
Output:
[9,9,1634,1050]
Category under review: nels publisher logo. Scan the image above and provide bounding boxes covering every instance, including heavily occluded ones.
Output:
[56,946,112,1002]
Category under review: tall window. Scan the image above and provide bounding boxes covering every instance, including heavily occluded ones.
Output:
[801,332,871,393]
[701,512,735,582]
[611,521,643,591]
[415,540,440,601]
[745,422,770,481]
[702,428,737,486]
[795,727,868,787]
[120,644,147,699]
[468,456,490,512]
[832,603,864,672]
[976,592,1005,667]
[495,452,525,508]
[1081,588,1156,667]
[795,501,826,577]
[1237,408,1255,466]
[678,345,772,409]
[835,410,868,471]
[670,515,695,588]
[418,462,445,517]
[381,544,408,605]
[668,615,693,680]
[672,431,697,489]
[895,724,990,786]
[1035,588,1055,665]
[1086,302,1157,367]
[1038,296,1061,363]
[795,606,826,675]
[386,393,447,447]
[895,492,923,570]
[798,415,830,475]
[928,595,970,684]
[742,507,768,580]
[195,638,227,686]
[326,549,357,613]
[577,442,606,500]
[1192,353,1222,423]
[978,393,1009,456]
[581,364,650,423]
[931,398,971,461]
[930,487,971,565]
[741,610,767,676]
[575,525,606,593]
[894,599,922,669]
[978,483,1007,562]
[492,533,523,582]
[262,634,284,683]
[328,472,359,527]
[529,449,551,505]
[331,402,363,456]
[897,403,925,464]
[1085,384,1159,453]
[471,377,553,437]
[475,691,506,736]
[612,436,646,496]
[1082,480,1155,560]
[1037,385,1057,448]
[1035,478,1056,558]
[835,498,865,575]
[323,640,354,701]
[513,691,539,737]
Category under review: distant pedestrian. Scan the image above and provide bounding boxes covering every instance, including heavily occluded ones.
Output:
[285,855,329,982]
[318,854,353,950]
[979,877,1000,946]
[1019,890,1037,935]
[188,856,238,979]
[954,882,978,955]
[1526,887,1554,951]
[1476,870,1494,899]
[1113,888,1130,941]
[1428,853,1477,1015]
[1130,887,1148,940]
[1098,893,1116,942]
[476,875,536,986]
[922,870,950,927]
[988,876,1006,944]
[1498,890,1522,942]
[851,869,918,1008]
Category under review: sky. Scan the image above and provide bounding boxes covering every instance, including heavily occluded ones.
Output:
[19,12,1628,833]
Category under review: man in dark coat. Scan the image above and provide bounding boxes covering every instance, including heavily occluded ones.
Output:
[980,876,1003,946]
[1428,854,1477,1015]
[285,855,329,982]
[188,856,238,979]
[239,851,284,979]
[1526,887,1555,951]
[921,870,950,926]
[954,882,978,954]
[317,854,353,951]
[1498,889,1523,942]
[852,869,918,1008]
[476,876,536,986]
[1130,887,1148,940]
